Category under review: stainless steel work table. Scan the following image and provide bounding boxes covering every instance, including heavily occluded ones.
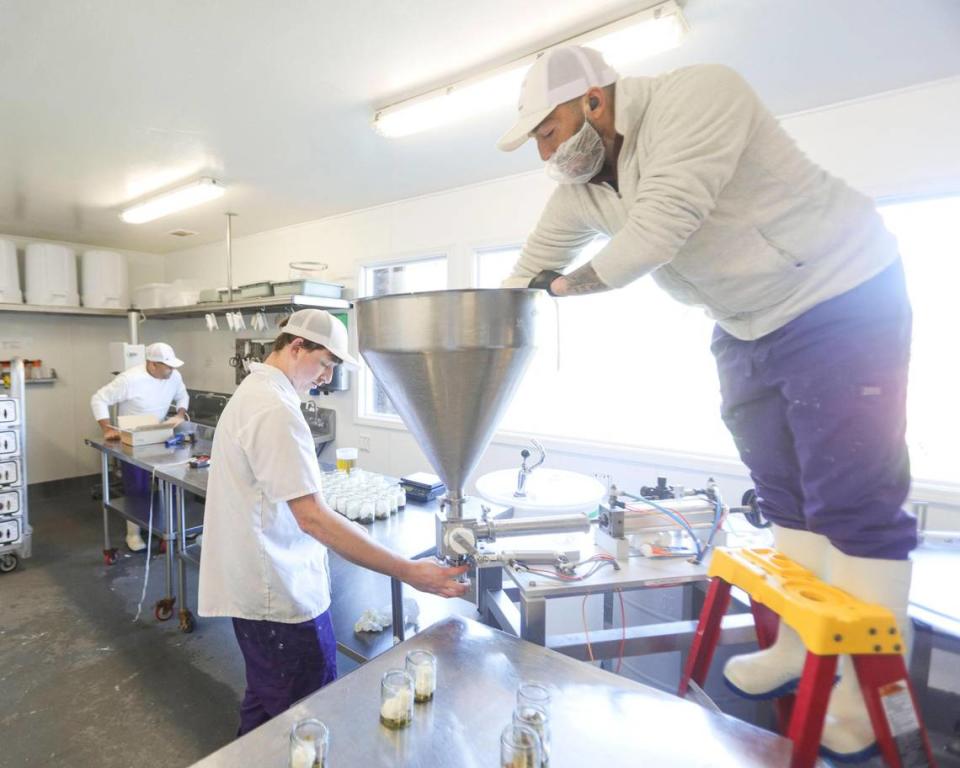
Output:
[170,464,470,656]
[187,616,795,768]
[86,436,209,622]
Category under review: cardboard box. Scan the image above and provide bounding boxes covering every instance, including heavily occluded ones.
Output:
[116,414,175,447]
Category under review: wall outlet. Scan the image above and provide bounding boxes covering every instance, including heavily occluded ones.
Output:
[358,435,371,452]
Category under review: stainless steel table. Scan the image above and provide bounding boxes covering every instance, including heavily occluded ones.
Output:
[170,463,472,654]
[186,616,795,767]
[86,437,209,623]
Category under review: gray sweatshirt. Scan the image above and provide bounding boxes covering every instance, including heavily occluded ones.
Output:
[503,65,900,341]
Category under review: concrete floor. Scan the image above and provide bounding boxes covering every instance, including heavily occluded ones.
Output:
[2,480,959,767]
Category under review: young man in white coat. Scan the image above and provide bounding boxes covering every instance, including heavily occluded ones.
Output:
[198,309,468,735]
[499,46,915,762]
[91,342,189,551]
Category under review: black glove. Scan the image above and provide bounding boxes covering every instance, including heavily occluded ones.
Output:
[528,270,563,296]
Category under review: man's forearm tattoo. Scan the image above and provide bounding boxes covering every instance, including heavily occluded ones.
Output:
[561,263,611,296]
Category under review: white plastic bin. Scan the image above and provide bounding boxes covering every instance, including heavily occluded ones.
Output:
[132,283,173,309]
[0,240,22,304]
[81,250,129,308]
[25,243,79,306]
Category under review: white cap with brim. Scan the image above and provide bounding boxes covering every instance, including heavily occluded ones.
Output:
[497,45,619,152]
[283,308,360,370]
[145,342,184,368]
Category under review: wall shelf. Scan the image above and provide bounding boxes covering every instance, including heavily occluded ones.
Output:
[0,294,351,321]
[139,294,351,319]
[0,303,128,318]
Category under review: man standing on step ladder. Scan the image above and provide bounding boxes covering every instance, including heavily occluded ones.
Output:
[498,45,915,762]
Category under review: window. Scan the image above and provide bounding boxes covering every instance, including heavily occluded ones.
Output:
[475,197,960,486]
[359,255,447,419]
[475,239,732,457]
[879,195,960,483]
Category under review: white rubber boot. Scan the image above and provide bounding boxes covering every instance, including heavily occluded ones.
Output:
[126,520,147,552]
[723,525,829,699]
[820,548,913,763]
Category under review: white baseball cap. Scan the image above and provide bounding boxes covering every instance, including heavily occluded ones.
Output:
[145,342,184,368]
[283,309,359,370]
[497,45,619,152]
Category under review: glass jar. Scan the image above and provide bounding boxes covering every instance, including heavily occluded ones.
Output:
[513,705,550,766]
[379,669,414,729]
[500,723,541,768]
[405,649,437,703]
[516,682,551,714]
[289,718,328,768]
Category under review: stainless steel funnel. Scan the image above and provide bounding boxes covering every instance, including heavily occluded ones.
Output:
[356,289,540,519]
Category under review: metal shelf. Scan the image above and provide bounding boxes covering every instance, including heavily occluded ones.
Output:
[0,302,128,318]
[0,294,351,320]
[24,378,57,385]
[139,294,351,319]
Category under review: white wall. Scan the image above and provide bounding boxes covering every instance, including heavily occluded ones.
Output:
[159,76,960,526]
[0,234,163,483]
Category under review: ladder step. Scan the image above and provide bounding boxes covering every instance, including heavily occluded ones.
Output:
[709,547,903,656]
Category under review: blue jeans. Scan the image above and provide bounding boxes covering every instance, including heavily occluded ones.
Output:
[711,261,916,559]
[232,611,338,736]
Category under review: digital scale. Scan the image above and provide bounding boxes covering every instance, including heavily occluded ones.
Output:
[400,472,445,503]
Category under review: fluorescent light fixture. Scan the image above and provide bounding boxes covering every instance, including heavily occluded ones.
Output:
[120,177,225,224]
[372,0,688,138]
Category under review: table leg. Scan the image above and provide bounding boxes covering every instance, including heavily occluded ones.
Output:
[100,453,117,565]
[520,594,547,646]
[391,577,405,644]
[601,591,614,671]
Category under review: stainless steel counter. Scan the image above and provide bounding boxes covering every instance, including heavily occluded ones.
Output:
[187,616,794,767]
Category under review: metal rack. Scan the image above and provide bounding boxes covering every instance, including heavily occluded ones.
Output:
[0,359,32,573]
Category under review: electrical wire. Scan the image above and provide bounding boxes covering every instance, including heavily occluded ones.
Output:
[133,460,190,622]
[516,553,619,582]
[624,497,704,560]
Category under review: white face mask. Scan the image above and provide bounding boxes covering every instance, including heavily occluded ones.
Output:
[545,114,605,185]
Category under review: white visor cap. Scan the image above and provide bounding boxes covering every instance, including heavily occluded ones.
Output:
[497,45,619,152]
[282,309,359,370]
[145,342,184,368]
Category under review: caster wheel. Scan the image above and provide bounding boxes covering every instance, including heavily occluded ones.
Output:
[0,554,18,573]
[741,489,771,529]
[178,609,195,633]
[154,598,176,622]
[103,548,119,566]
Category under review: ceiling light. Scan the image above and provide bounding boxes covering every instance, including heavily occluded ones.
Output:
[372,0,688,138]
[120,177,225,224]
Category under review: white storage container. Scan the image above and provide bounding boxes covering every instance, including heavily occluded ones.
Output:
[132,281,199,309]
[0,240,22,304]
[132,283,173,309]
[81,250,129,308]
[24,243,79,306]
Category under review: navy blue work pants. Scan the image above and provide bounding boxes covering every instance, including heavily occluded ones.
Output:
[712,261,916,559]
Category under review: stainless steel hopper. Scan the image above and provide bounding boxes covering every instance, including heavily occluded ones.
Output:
[356,288,539,520]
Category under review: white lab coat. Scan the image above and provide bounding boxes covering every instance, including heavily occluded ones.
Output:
[90,364,189,422]
[198,363,330,622]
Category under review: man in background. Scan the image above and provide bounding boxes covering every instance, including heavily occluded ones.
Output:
[91,341,189,551]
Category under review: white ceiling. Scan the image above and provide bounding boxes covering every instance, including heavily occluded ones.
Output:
[1,0,959,253]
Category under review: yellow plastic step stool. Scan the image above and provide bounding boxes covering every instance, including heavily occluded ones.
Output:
[679,547,935,768]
